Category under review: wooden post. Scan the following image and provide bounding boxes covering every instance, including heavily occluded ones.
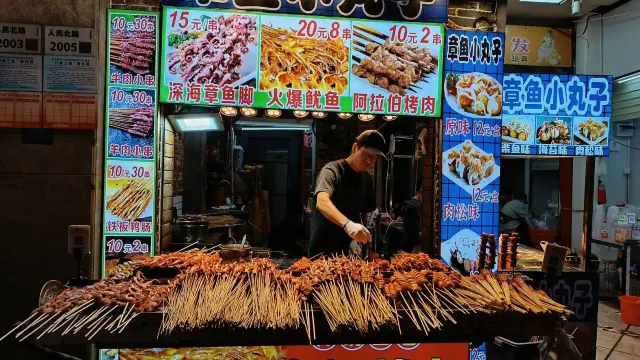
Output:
[581,157,595,272]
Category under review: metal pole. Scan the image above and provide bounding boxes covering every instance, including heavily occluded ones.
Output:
[581,157,595,272]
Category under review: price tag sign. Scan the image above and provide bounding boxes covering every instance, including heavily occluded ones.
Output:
[618,213,628,224]
[0,22,41,54]
[628,213,636,224]
[45,26,93,56]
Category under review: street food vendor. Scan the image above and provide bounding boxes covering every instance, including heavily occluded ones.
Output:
[309,130,385,257]
[500,192,530,236]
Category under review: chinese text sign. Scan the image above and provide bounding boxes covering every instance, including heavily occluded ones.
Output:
[161,0,448,23]
[501,73,612,157]
[440,30,503,272]
[159,7,444,117]
[103,9,159,277]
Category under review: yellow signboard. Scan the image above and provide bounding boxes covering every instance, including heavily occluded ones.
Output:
[505,25,572,67]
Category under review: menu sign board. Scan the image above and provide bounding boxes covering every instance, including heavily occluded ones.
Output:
[501,74,613,157]
[160,7,444,117]
[505,26,572,67]
[0,22,41,54]
[440,30,503,272]
[161,0,448,23]
[100,343,469,359]
[103,9,159,277]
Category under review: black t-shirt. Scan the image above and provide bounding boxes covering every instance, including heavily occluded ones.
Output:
[402,198,420,252]
[309,160,375,256]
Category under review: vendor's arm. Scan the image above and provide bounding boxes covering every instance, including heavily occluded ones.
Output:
[316,192,349,227]
[315,167,371,243]
[314,167,349,227]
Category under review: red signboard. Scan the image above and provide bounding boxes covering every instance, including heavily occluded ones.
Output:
[101,343,469,360]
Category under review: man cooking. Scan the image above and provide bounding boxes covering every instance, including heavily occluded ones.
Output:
[309,130,385,257]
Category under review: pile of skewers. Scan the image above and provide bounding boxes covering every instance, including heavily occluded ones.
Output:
[1,273,169,343]
[109,108,155,138]
[1,250,572,344]
[110,32,156,75]
[106,178,153,222]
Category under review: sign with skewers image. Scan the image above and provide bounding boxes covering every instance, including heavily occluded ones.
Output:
[159,7,444,117]
[104,9,160,277]
[500,73,613,157]
[161,0,448,23]
[440,30,503,275]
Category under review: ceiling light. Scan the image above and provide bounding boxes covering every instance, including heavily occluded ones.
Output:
[358,114,375,121]
[293,110,309,118]
[167,114,224,132]
[383,115,398,121]
[311,111,327,118]
[616,73,640,84]
[265,109,282,118]
[243,127,308,131]
[240,107,257,117]
[337,112,352,119]
[236,120,311,129]
[220,107,238,116]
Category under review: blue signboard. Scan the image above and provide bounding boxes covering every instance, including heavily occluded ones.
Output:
[501,73,613,157]
[440,30,504,274]
[161,0,447,23]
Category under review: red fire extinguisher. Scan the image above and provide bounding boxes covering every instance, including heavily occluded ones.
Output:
[598,177,607,205]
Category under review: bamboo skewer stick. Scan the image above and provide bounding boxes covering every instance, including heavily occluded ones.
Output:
[15,313,48,339]
[0,312,38,342]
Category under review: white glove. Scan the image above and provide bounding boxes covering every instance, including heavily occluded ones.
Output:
[344,221,371,243]
[349,240,362,257]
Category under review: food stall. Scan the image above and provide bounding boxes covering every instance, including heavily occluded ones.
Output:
[0,1,609,360]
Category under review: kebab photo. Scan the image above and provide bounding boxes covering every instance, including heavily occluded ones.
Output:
[259,21,349,94]
[106,178,153,222]
[110,27,156,75]
[1,248,571,344]
[109,107,155,138]
[166,14,257,86]
[351,23,438,96]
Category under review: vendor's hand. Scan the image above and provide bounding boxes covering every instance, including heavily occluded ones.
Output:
[344,221,371,243]
[349,240,362,257]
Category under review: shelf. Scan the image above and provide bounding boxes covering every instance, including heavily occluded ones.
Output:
[32,310,559,348]
[591,238,623,250]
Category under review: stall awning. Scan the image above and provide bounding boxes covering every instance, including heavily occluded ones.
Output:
[613,73,640,122]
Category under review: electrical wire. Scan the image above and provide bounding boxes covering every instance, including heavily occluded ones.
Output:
[611,138,640,151]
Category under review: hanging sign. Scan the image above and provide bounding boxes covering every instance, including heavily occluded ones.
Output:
[505,26,572,67]
[0,22,41,54]
[44,26,94,56]
[501,73,613,157]
[440,29,504,273]
[103,9,159,278]
[161,0,447,23]
[160,7,444,117]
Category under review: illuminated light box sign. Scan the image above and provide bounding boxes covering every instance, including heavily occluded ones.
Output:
[103,9,159,277]
[440,29,503,273]
[161,0,447,23]
[501,73,613,157]
[159,7,444,117]
[100,343,469,359]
